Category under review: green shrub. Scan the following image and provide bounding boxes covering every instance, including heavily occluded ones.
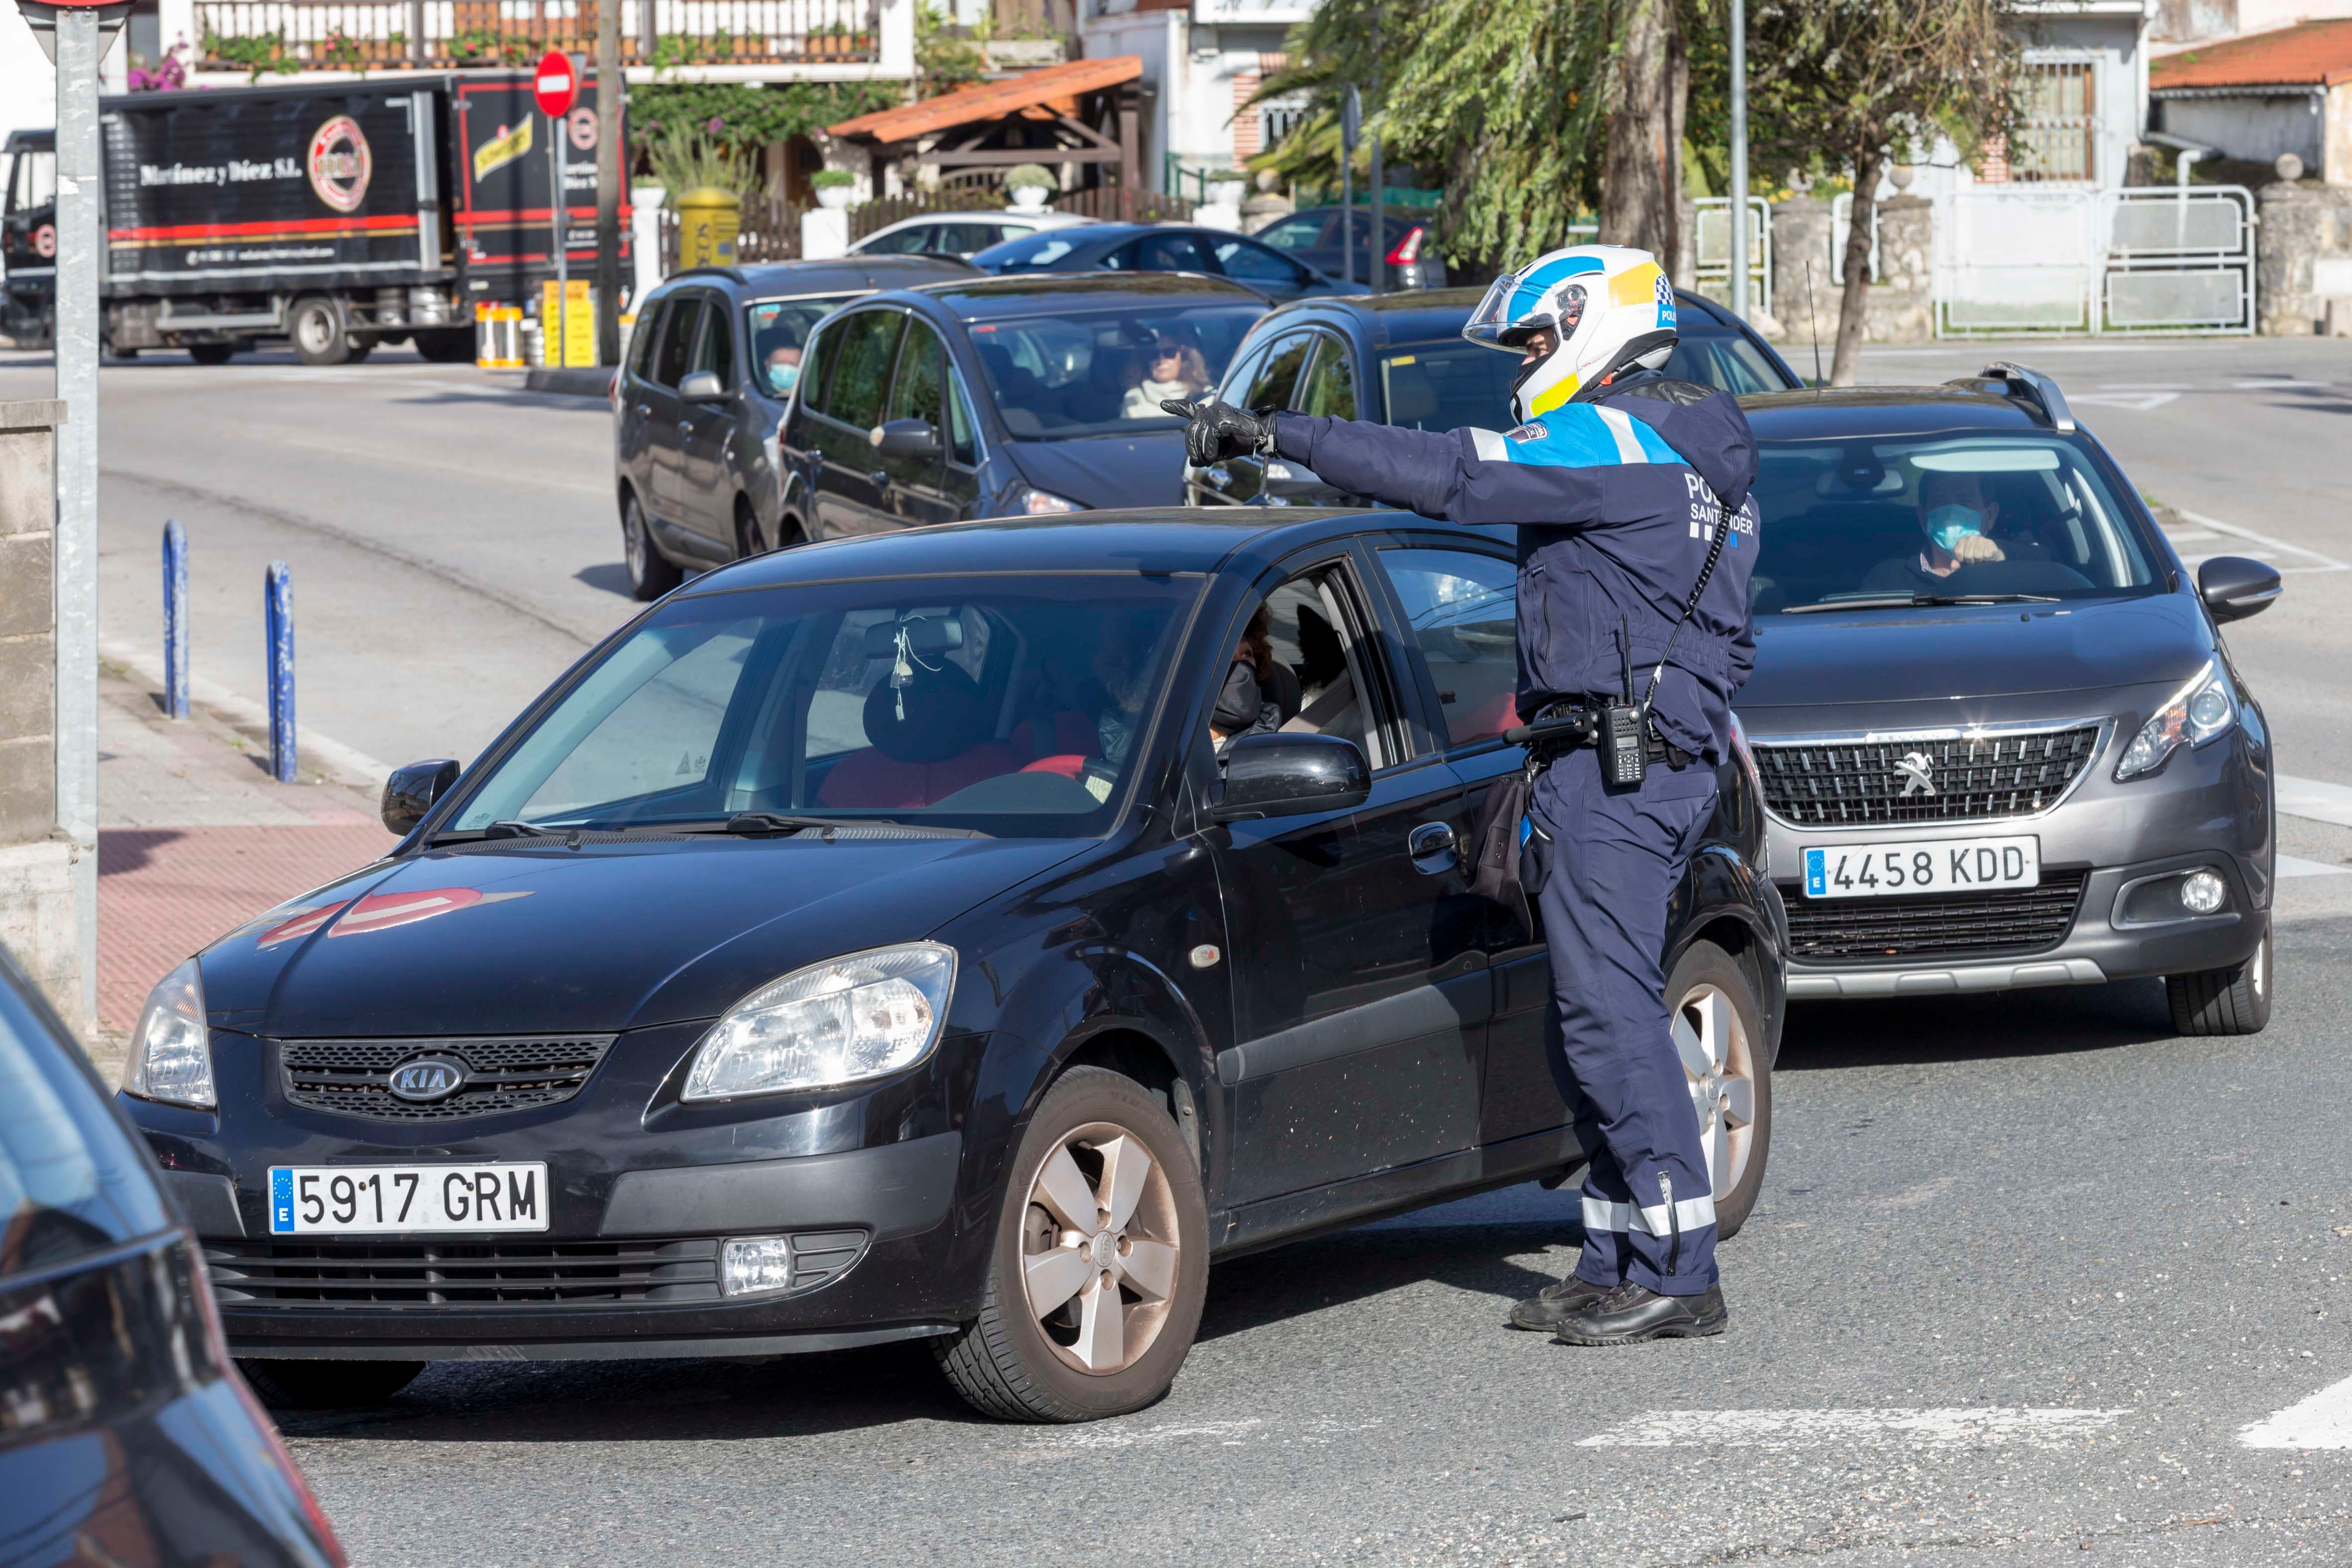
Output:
[1004,163,1057,194]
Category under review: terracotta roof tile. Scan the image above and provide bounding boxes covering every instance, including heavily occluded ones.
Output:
[2151,17,2352,91]
[828,56,1144,142]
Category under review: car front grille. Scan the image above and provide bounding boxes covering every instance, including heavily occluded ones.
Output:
[1754,725,2103,826]
[206,1237,722,1307]
[206,1229,870,1310]
[277,1035,616,1121]
[1783,870,2089,962]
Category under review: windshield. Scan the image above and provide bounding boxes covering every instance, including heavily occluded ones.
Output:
[746,295,852,397]
[971,305,1262,439]
[449,575,1202,839]
[6,147,54,214]
[1749,434,2162,613]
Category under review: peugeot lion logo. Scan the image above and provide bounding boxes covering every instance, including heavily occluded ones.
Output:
[1893,750,1938,798]
[387,1055,468,1103]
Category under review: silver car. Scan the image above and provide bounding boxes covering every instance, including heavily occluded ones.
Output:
[1733,366,2281,1035]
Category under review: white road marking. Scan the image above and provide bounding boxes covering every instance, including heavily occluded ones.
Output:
[2172,509,2348,575]
[2101,382,2196,390]
[2180,550,2274,568]
[2234,378,2320,389]
[2161,529,2219,544]
[99,637,393,790]
[2276,854,2351,879]
[2279,776,2352,829]
[1578,1407,2129,1450]
[1030,1416,1381,1450]
[2072,391,2180,411]
[2242,1371,2352,1449]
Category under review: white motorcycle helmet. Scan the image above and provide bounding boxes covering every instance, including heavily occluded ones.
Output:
[1463,244,1678,424]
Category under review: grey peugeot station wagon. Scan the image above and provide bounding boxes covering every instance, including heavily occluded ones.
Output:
[1735,365,2281,1035]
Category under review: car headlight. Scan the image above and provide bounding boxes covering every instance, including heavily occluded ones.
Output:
[2116,660,2235,782]
[682,943,956,1101]
[1017,486,1081,515]
[123,957,214,1109]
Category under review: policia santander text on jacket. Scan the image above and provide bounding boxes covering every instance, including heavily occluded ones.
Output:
[1173,244,1762,1346]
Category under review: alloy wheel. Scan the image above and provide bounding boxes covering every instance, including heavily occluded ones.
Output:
[624,501,648,581]
[1018,1120,1181,1375]
[1674,981,1757,1203]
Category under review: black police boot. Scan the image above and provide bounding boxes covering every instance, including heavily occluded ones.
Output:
[1552,1281,1728,1346]
[1508,1273,1617,1332]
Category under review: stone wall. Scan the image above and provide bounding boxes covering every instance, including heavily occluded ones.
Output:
[2255,178,2352,337]
[0,400,84,1029]
[1758,193,1937,356]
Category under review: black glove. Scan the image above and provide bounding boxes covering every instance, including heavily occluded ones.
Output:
[1163,398,1277,467]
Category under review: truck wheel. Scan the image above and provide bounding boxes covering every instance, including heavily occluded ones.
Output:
[2166,916,2271,1036]
[933,1066,1208,1422]
[186,341,237,365]
[288,294,351,366]
[414,328,474,363]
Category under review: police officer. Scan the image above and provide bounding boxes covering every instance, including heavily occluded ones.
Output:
[1173,245,1759,1345]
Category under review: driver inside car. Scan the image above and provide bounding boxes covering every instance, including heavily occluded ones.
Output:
[1861,469,2007,591]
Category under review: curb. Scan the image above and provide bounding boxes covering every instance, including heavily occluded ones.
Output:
[525,365,615,399]
[99,637,396,793]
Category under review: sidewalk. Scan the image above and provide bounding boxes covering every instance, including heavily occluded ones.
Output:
[94,660,393,1075]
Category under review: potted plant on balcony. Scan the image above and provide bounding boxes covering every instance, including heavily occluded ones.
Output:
[1004,163,1056,214]
[811,168,858,211]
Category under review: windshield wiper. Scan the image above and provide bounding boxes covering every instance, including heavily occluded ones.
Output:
[1783,592,2061,615]
[666,812,992,840]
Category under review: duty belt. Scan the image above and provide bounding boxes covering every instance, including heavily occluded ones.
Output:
[1509,700,1699,770]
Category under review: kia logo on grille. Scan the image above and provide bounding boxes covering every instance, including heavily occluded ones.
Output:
[1893,751,1937,798]
[387,1056,469,1102]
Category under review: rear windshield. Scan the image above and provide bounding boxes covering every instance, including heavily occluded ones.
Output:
[971,305,1264,439]
[1750,434,2163,613]
[0,970,169,1279]
[448,575,1205,840]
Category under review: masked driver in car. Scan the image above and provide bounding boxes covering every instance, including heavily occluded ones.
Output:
[1170,245,1761,1347]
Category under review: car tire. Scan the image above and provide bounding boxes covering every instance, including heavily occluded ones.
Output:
[777,513,807,549]
[2166,916,2271,1036]
[288,294,351,366]
[238,1358,425,1409]
[622,490,682,601]
[733,499,765,560]
[1668,939,1771,1241]
[186,341,236,365]
[934,1065,1208,1423]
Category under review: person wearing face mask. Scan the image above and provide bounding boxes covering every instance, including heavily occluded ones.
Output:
[1861,471,2007,590]
[765,345,804,397]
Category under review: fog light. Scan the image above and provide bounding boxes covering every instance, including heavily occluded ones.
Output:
[721,1237,794,1297]
[2180,870,2227,915]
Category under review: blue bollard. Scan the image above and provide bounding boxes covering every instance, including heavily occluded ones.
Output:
[264,560,295,783]
[161,518,188,720]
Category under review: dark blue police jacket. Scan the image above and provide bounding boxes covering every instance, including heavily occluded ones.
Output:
[1270,372,1760,763]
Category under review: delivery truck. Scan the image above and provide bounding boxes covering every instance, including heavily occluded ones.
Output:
[0,73,626,364]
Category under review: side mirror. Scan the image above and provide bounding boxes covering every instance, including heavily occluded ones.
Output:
[679,369,726,401]
[382,758,461,835]
[872,416,941,458]
[2197,555,2282,622]
[1261,461,1331,498]
[1211,732,1370,821]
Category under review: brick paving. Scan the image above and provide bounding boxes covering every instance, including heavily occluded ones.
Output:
[96,668,392,1037]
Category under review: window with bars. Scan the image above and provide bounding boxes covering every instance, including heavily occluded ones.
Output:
[2011,61,2099,183]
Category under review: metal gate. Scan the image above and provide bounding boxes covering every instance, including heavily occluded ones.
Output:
[1691,196,1770,306]
[1934,184,2255,337]
[2103,186,2255,334]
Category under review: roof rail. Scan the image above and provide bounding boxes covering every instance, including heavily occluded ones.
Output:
[1966,361,2076,433]
[667,265,749,284]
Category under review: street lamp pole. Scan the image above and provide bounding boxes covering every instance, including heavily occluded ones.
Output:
[1728,0,1750,323]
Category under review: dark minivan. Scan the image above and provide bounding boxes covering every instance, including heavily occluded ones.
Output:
[613,255,975,599]
[777,271,1270,537]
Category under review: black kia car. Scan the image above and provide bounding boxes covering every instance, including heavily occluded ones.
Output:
[0,944,345,1564]
[116,508,1786,1423]
[612,254,977,599]
[777,271,1270,535]
[1188,286,1804,506]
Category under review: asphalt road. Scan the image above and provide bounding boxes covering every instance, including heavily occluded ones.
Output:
[8,336,2352,1565]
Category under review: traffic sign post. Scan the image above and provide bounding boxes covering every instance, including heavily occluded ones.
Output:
[534,50,578,365]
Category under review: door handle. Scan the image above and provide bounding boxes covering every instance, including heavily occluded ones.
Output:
[1408,821,1459,875]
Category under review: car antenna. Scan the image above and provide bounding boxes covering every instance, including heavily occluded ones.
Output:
[1804,260,1824,391]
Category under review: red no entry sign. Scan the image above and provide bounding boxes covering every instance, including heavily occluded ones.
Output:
[533,51,578,119]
